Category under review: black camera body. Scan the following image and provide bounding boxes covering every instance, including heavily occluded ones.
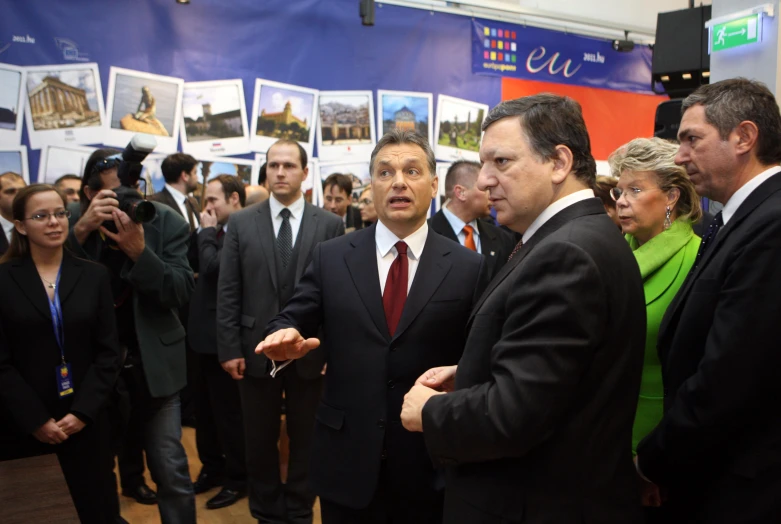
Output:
[90,134,158,226]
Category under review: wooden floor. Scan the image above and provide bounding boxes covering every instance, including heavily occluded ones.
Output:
[118,426,322,524]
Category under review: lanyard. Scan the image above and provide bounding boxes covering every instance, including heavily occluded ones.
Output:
[46,266,65,364]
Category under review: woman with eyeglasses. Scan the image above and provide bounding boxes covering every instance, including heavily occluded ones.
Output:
[357,186,378,227]
[0,184,122,523]
[608,138,702,516]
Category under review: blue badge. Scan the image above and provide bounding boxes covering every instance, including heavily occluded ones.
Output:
[56,362,74,397]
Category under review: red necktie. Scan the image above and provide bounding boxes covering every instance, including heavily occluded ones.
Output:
[463,224,477,251]
[217,228,225,240]
[508,239,523,261]
[383,241,408,337]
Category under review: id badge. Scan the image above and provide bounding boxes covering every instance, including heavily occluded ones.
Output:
[56,363,74,397]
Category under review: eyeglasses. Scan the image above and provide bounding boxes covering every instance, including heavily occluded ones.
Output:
[610,187,657,201]
[25,210,71,222]
[359,198,372,205]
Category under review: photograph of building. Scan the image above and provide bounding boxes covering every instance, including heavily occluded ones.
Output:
[26,69,101,131]
[380,93,430,139]
[110,73,180,137]
[319,94,372,144]
[0,69,21,131]
[255,85,313,142]
[183,83,245,142]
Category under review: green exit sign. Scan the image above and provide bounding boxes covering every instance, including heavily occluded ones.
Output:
[711,13,762,52]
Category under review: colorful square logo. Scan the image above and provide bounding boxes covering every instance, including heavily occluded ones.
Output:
[511,54,516,63]
[498,29,504,38]
[498,52,504,61]
[498,41,503,50]
[491,40,496,49]
[484,39,490,48]
[491,28,497,37]
[484,51,489,59]
[512,31,517,39]
[490,51,496,60]
[505,54,510,62]
[511,42,517,52]
[484,27,490,36]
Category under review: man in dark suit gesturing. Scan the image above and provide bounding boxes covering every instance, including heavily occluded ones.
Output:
[401,95,646,524]
[635,79,781,522]
[217,139,343,523]
[429,160,515,281]
[258,130,485,523]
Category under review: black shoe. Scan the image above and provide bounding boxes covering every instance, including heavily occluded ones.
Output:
[192,471,224,494]
[121,484,158,505]
[205,488,246,510]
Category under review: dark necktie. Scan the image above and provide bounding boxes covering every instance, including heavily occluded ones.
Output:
[216,228,225,240]
[383,241,408,337]
[692,211,723,270]
[277,208,293,268]
[184,198,196,232]
[508,239,523,261]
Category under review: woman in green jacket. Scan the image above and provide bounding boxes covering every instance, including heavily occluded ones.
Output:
[608,137,702,513]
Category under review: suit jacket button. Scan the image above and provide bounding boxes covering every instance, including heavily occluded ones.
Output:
[387,380,395,389]
[377,419,385,429]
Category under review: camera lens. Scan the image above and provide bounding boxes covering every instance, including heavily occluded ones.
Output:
[129,201,156,223]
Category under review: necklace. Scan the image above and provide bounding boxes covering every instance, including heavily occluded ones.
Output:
[40,275,56,290]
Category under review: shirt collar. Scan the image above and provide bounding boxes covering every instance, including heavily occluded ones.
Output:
[442,205,479,237]
[269,193,305,219]
[522,189,595,244]
[375,219,428,260]
[164,184,188,205]
[0,214,13,234]
[721,166,781,225]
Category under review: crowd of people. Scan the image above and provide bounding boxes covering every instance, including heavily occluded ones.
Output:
[1,76,780,524]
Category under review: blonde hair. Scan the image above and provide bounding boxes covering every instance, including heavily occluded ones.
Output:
[608,137,702,223]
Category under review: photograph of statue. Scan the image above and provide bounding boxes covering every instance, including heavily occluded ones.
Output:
[105,67,183,153]
[250,79,318,157]
[377,90,432,144]
[23,63,105,150]
[433,94,488,162]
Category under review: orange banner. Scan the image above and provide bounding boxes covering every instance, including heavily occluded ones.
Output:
[502,77,668,160]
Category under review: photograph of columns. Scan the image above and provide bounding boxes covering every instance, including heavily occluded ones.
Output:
[23,63,106,150]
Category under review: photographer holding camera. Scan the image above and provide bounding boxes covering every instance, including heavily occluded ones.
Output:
[69,144,196,524]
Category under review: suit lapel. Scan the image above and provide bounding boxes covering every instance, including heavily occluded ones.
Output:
[392,232,452,342]
[345,225,389,340]
[659,173,781,340]
[57,252,83,306]
[477,220,500,269]
[468,198,606,326]
[9,256,53,321]
[0,230,8,255]
[255,200,278,292]
[296,202,319,280]
[429,210,459,243]
[161,189,183,218]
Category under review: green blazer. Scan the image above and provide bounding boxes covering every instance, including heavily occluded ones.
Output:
[69,201,195,398]
[629,221,700,453]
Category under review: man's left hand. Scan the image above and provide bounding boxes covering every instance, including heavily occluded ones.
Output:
[55,414,86,436]
[401,384,444,432]
[100,209,145,262]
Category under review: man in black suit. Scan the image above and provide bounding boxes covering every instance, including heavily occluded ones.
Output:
[0,172,26,256]
[187,175,247,509]
[401,95,646,524]
[635,78,781,522]
[258,130,485,523]
[148,153,201,233]
[217,139,344,523]
[323,173,364,232]
[429,160,515,281]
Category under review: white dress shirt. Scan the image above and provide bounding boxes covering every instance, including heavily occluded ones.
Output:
[375,219,428,295]
[721,166,781,225]
[442,205,481,253]
[522,189,595,244]
[0,215,14,245]
[269,193,305,244]
[164,184,190,220]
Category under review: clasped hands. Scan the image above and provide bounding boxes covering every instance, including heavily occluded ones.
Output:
[33,414,86,445]
[400,365,457,432]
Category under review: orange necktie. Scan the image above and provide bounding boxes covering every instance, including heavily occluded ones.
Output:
[463,224,477,251]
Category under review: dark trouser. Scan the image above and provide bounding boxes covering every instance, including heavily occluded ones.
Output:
[320,462,444,524]
[194,352,246,491]
[117,362,148,491]
[115,358,196,524]
[1,412,120,523]
[237,365,322,524]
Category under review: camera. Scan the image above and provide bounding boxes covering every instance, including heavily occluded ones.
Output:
[90,134,157,224]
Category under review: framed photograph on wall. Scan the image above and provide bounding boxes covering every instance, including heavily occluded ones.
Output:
[0,63,26,147]
[23,63,105,150]
[105,67,184,153]
[37,144,97,185]
[139,153,168,195]
[434,161,452,213]
[250,79,318,158]
[434,94,488,162]
[316,91,375,163]
[377,90,433,145]
[0,146,29,184]
[181,79,250,157]
[318,160,371,195]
